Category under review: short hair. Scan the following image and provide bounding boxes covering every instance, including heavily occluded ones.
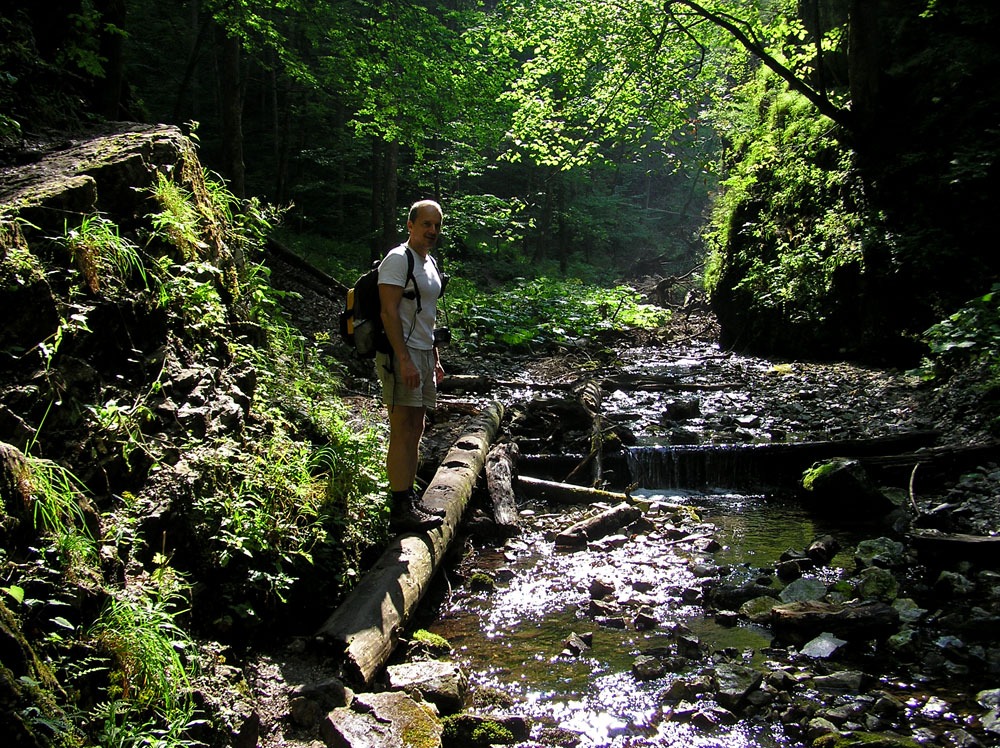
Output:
[408,199,443,223]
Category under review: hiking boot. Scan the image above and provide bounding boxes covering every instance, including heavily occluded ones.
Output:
[389,494,444,532]
[410,487,447,518]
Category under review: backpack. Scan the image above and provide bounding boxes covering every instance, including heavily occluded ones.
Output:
[340,248,427,358]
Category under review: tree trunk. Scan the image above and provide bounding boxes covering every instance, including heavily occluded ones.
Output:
[847,0,882,146]
[216,25,245,198]
[95,0,126,118]
[316,403,503,687]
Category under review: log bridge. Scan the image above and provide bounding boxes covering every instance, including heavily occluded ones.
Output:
[316,402,503,687]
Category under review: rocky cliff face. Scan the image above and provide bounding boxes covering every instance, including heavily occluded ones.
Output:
[0,124,273,746]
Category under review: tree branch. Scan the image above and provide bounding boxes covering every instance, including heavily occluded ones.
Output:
[666,0,853,134]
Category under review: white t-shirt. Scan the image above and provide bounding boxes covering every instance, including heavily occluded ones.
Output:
[377,244,441,351]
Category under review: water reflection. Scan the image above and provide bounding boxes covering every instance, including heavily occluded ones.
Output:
[427,489,836,746]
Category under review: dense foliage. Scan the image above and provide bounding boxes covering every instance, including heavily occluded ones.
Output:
[2,1,1000,745]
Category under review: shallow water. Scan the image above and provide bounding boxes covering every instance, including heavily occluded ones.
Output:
[427,487,870,747]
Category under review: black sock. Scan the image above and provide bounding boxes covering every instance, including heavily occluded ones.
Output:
[391,490,410,505]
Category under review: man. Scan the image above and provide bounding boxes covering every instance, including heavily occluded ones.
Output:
[376,199,447,531]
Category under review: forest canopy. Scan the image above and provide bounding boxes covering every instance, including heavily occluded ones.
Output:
[2,0,999,363]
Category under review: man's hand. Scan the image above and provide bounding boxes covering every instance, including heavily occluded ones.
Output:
[400,356,421,389]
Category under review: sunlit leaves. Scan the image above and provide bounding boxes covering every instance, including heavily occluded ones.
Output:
[447,276,671,353]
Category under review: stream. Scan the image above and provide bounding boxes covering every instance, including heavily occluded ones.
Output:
[416,336,997,747]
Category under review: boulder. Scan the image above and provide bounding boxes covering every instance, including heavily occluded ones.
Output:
[322,691,442,748]
[386,660,467,714]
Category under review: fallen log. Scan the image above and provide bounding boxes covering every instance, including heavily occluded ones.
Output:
[518,475,631,505]
[770,600,899,645]
[564,380,604,486]
[316,402,504,687]
[908,529,1000,568]
[555,503,644,547]
[600,374,738,392]
[485,442,520,534]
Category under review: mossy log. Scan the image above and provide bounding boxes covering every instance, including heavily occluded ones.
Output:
[316,402,503,687]
[517,475,630,505]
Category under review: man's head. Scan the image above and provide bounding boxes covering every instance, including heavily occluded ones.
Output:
[406,200,443,254]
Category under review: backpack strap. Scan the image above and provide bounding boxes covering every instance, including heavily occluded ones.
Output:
[402,247,421,311]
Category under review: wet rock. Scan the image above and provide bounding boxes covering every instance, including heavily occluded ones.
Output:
[807,535,842,565]
[633,655,666,680]
[661,398,701,422]
[589,598,620,618]
[776,559,804,581]
[561,631,592,656]
[706,581,780,611]
[589,577,616,599]
[887,626,920,654]
[935,570,976,597]
[801,632,848,659]
[676,633,703,659]
[386,660,468,714]
[772,599,900,644]
[873,691,906,719]
[892,597,927,624]
[855,537,908,569]
[805,716,839,741]
[715,609,740,626]
[820,699,871,725]
[664,700,737,727]
[713,663,763,711]
[780,577,827,603]
[322,691,442,748]
[801,458,894,514]
[633,607,658,631]
[812,670,865,692]
[944,727,985,748]
[856,566,899,602]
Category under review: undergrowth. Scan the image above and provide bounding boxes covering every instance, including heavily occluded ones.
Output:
[2,164,394,747]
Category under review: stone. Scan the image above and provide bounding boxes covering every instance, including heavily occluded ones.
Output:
[740,596,778,623]
[321,691,442,748]
[713,663,763,711]
[854,537,907,569]
[856,566,899,603]
[779,577,827,603]
[386,660,467,714]
[633,655,666,680]
[800,631,848,659]
[812,670,865,692]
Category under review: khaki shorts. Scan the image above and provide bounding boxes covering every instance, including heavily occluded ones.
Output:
[375,348,437,409]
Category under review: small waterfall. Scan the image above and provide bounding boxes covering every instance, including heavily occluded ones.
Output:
[626,443,809,490]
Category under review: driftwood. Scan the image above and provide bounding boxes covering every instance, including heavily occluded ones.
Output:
[438,374,575,394]
[770,600,899,644]
[600,374,738,392]
[485,442,520,534]
[316,402,503,686]
[555,503,644,547]
[518,475,631,505]
[908,529,1000,568]
[564,380,604,486]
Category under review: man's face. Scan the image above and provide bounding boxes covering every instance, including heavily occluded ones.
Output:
[407,206,442,253]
